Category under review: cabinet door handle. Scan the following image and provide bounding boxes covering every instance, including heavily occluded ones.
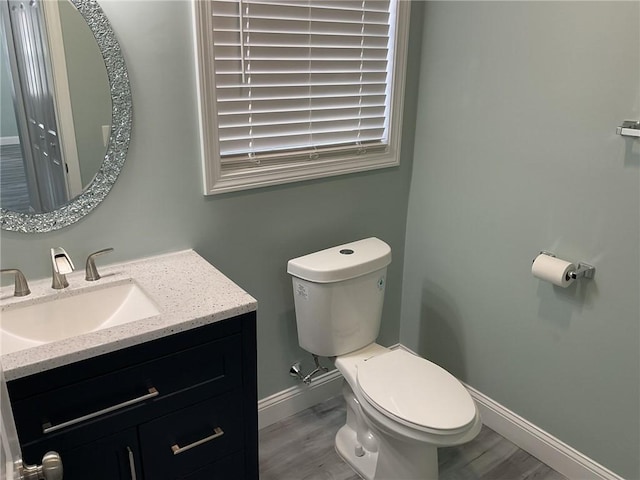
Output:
[127,446,137,480]
[171,427,225,455]
[42,387,159,434]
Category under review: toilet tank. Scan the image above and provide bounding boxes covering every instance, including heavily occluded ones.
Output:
[287,238,391,357]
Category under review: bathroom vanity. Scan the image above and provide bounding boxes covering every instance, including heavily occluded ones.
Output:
[0,251,258,480]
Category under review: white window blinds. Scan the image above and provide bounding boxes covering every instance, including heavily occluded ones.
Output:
[195,0,409,194]
[210,0,394,165]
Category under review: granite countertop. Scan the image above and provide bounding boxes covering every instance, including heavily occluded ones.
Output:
[0,250,257,381]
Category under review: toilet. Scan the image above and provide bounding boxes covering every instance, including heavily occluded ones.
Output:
[287,237,482,480]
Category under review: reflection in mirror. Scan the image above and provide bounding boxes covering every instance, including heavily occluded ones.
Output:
[1,0,111,212]
[0,0,131,232]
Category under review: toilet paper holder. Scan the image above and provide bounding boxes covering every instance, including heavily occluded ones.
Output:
[617,120,640,138]
[535,251,596,280]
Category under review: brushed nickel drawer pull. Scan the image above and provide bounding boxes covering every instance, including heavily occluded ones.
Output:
[42,387,159,434]
[171,427,224,455]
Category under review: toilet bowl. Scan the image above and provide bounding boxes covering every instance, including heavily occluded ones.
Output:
[287,238,481,479]
[333,343,481,480]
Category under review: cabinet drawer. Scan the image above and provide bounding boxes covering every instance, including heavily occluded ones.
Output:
[12,334,242,446]
[178,451,244,480]
[140,390,244,479]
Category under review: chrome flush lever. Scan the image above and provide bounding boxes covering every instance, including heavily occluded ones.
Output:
[85,247,114,281]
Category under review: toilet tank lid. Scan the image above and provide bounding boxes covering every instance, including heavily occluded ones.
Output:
[287,237,391,283]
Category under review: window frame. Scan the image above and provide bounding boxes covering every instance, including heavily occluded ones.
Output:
[193,0,411,195]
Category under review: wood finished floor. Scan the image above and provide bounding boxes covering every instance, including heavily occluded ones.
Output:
[259,396,567,480]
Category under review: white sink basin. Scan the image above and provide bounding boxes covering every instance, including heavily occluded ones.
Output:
[0,281,160,355]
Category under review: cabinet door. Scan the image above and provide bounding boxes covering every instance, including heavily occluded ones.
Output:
[139,391,243,479]
[23,428,141,480]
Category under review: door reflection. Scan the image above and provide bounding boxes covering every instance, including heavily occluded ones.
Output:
[1,0,69,213]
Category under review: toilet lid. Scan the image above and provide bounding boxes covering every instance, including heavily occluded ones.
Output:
[356,349,476,431]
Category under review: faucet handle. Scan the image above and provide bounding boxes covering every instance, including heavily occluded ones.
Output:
[0,269,31,297]
[85,248,114,281]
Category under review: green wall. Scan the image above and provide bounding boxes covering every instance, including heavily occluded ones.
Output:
[401,2,639,478]
[58,0,111,188]
[0,0,421,401]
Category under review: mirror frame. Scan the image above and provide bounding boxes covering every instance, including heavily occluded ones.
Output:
[0,0,131,233]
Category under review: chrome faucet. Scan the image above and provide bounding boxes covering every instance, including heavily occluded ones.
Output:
[85,248,114,281]
[0,269,31,297]
[51,247,74,289]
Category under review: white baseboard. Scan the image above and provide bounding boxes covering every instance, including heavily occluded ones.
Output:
[257,345,622,480]
[257,368,343,430]
[464,383,623,480]
[395,344,622,479]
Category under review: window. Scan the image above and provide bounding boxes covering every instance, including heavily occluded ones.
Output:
[194,0,410,194]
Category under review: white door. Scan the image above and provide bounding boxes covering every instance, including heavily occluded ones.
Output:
[1,366,21,480]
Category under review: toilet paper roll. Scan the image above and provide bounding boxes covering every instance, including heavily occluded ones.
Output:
[531,254,575,287]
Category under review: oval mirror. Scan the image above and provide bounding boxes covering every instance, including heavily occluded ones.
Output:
[0,0,131,233]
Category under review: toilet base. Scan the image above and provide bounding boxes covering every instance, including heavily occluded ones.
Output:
[336,424,378,480]
[335,421,439,480]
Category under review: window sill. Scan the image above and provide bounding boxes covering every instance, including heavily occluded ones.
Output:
[202,151,400,195]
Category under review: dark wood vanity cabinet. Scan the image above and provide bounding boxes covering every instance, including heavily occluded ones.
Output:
[7,312,258,480]
[52,428,143,480]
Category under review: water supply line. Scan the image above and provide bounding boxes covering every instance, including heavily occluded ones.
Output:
[289,355,328,385]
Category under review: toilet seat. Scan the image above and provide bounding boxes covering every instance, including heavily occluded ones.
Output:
[356,349,476,434]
